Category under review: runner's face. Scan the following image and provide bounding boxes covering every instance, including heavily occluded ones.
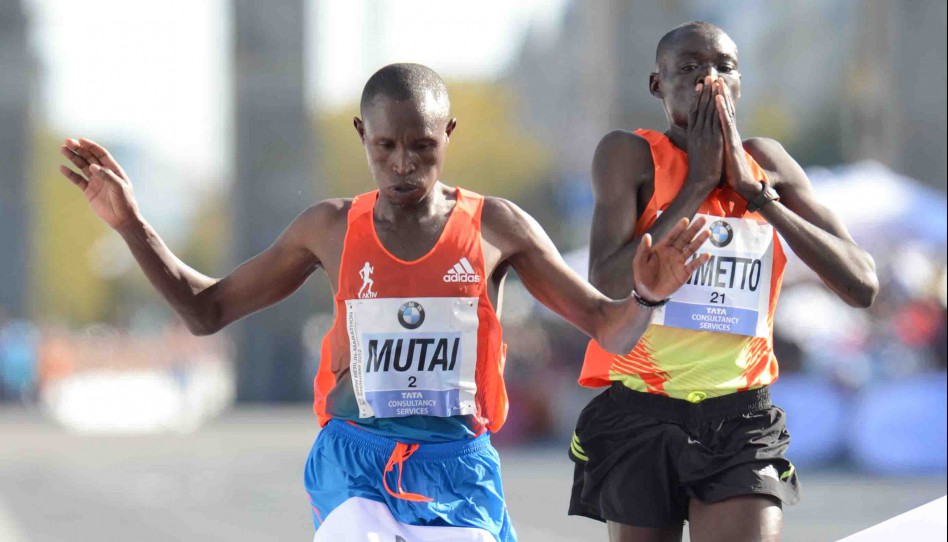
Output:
[356,96,455,206]
[653,29,741,128]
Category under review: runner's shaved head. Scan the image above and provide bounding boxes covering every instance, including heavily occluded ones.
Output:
[360,63,451,120]
[655,21,737,69]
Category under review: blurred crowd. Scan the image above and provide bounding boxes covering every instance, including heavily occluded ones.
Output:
[775,256,947,384]
[0,318,232,432]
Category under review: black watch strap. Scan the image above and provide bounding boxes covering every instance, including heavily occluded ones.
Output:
[632,289,669,309]
[746,181,779,213]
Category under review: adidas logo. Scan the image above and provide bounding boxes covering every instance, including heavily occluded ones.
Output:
[443,257,480,283]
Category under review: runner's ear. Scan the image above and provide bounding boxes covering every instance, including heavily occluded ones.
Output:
[445,118,457,139]
[649,72,663,98]
[354,117,365,141]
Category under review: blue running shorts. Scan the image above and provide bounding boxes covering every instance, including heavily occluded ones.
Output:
[304,419,517,542]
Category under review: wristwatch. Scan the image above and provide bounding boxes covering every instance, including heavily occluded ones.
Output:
[746,180,780,213]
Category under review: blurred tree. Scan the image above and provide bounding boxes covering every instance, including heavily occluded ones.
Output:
[782,101,846,168]
[31,131,111,324]
[32,129,233,329]
[179,190,230,277]
[108,184,231,330]
[315,81,553,201]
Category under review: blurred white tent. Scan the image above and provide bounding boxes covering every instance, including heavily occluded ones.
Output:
[787,162,947,286]
[805,161,946,249]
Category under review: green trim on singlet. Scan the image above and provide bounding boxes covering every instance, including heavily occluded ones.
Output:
[610,324,773,400]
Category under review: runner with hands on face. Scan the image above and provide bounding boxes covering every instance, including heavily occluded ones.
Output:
[569,22,877,542]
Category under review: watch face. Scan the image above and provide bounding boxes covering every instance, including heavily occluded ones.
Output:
[748,181,778,212]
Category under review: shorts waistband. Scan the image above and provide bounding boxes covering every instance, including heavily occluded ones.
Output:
[322,419,493,460]
[607,383,771,423]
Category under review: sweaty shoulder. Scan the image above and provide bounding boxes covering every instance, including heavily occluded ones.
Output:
[591,129,654,199]
[479,196,540,259]
[298,198,351,231]
[289,198,352,264]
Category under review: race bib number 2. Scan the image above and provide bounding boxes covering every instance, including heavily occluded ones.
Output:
[652,214,774,338]
[346,297,479,419]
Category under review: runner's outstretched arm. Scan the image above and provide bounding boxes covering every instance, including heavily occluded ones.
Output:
[58,138,330,335]
[483,198,710,355]
[714,86,879,308]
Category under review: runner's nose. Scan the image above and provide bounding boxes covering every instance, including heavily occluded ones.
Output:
[695,67,719,87]
[392,149,415,176]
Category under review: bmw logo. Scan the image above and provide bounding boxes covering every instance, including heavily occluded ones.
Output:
[709,220,733,248]
[397,301,425,330]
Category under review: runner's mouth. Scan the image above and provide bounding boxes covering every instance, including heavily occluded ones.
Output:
[391,184,421,194]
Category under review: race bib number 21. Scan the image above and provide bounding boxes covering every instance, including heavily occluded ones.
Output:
[651,214,774,338]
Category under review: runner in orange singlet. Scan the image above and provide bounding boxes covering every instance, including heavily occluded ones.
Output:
[568,23,879,542]
[59,63,711,541]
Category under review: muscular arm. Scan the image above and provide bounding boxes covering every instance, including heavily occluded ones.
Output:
[58,137,343,335]
[484,197,708,355]
[117,202,339,335]
[588,131,712,299]
[745,138,879,308]
[712,85,878,308]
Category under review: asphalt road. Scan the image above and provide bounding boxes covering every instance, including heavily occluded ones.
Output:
[1,407,944,541]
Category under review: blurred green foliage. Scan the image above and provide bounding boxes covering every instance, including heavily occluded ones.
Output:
[316,81,553,199]
[31,131,111,324]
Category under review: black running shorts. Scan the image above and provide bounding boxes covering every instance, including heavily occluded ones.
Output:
[568,383,800,528]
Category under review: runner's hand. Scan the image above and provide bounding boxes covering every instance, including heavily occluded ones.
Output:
[715,84,761,200]
[632,217,711,302]
[59,138,140,230]
[685,76,725,190]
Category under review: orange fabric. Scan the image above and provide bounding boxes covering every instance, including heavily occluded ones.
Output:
[578,129,786,394]
[382,442,434,503]
[313,188,509,434]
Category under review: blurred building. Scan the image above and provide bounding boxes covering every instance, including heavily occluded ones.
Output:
[510,0,677,180]
[866,1,948,187]
[232,0,314,402]
[0,0,32,320]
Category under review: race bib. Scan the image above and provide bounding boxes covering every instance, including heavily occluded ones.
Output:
[651,213,774,338]
[346,296,479,419]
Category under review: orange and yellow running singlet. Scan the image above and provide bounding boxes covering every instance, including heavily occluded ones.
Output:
[312,188,508,441]
[580,129,787,401]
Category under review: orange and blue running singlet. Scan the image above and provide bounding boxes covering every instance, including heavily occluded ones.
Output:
[580,129,787,401]
[312,187,508,442]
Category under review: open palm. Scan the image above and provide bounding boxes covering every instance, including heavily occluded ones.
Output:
[632,217,712,302]
[59,138,139,230]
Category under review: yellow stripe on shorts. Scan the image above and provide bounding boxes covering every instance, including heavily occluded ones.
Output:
[570,433,588,461]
